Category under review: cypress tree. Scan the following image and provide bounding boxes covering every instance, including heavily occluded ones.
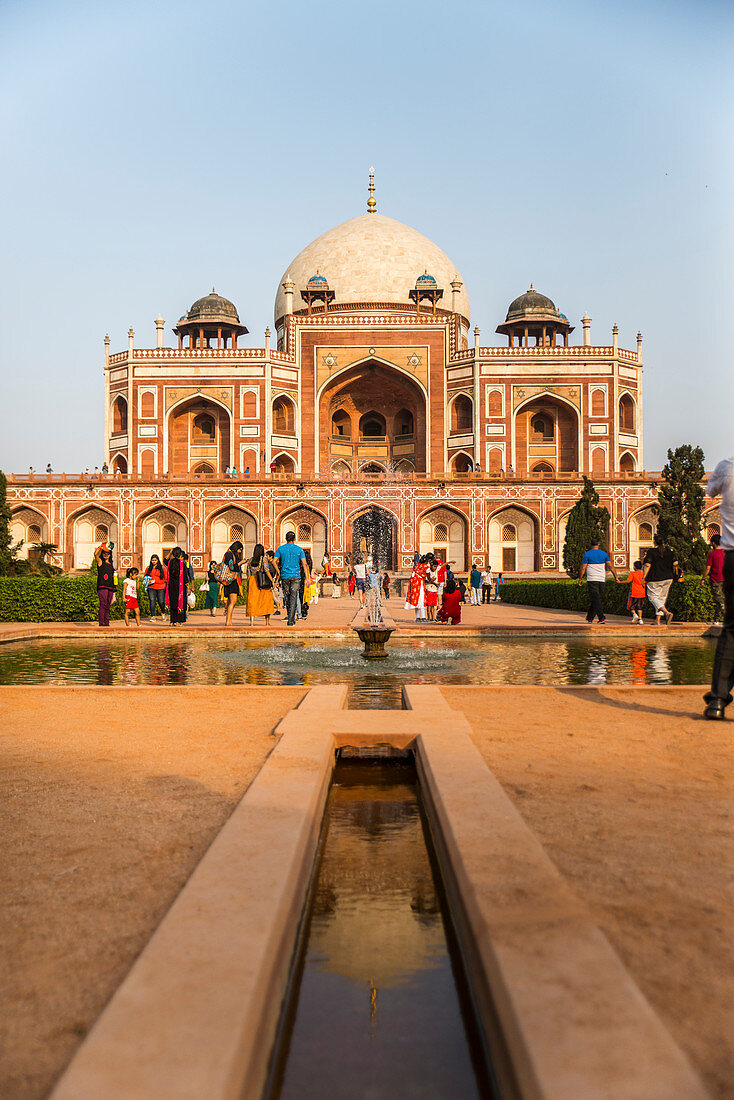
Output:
[0,471,13,577]
[654,444,708,573]
[563,476,611,579]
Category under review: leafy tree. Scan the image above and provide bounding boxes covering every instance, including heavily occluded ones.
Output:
[0,471,14,577]
[654,444,708,573]
[563,476,611,579]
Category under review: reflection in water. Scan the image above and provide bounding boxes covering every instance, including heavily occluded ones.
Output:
[0,636,715,707]
[268,763,494,1099]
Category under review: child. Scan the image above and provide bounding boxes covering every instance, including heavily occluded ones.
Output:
[123,567,141,627]
[627,559,646,624]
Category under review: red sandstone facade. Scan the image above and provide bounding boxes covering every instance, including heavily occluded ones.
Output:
[7,197,722,576]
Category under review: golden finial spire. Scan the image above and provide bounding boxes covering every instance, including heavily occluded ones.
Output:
[367,166,376,214]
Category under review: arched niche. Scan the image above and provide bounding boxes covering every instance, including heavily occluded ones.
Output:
[71,507,118,570]
[450,451,474,473]
[273,452,296,474]
[210,508,257,564]
[140,508,187,566]
[350,505,397,570]
[619,451,635,474]
[619,393,635,432]
[488,507,538,573]
[273,395,296,434]
[515,395,579,474]
[418,507,467,570]
[167,396,231,476]
[628,507,656,566]
[11,508,49,559]
[112,395,127,434]
[280,507,327,568]
[449,394,473,433]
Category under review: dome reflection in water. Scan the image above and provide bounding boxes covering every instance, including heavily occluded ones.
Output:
[265,762,496,1100]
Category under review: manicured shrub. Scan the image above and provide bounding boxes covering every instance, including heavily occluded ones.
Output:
[499,576,715,622]
[0,576,234,622]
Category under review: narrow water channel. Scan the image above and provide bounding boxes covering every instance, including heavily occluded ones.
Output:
[266,761,497,1099]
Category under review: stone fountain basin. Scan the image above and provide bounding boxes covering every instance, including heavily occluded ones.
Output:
[350,607,397,659]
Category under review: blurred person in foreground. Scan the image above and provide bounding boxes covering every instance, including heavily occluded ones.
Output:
[704,456,734,720]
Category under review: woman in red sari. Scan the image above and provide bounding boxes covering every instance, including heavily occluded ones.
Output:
[404,556,428,620]
[437,575,462,625]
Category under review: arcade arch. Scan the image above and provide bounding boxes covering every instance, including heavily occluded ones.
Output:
[11,508,49,559]
[71,507,118,570]
[449,451,474,473]
[210,508,257,564]
[629,507,656,565]
[619,451,635,474]
[350,505,397,570]
[140,508,187,566]
[489,507,537,573]
[280,507,327,567]
[272,452,296,473]
[418,507,467,569]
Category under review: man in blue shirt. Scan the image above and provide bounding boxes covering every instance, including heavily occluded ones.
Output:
[578,538,619,623]
[275,531,307,626]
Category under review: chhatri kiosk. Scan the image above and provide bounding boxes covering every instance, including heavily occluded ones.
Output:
[11,173,703,578]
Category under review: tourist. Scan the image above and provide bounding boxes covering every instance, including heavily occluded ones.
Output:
[348,570,356,597]
[93,466,100,479]
[626,560,646,624]
[243,466,250,478]
[404,555,427,621]
[579,537,619,624]
[493,572,503,600]
[437,575,462,624]
[222,541,244,627]
[436,556,447,599]
[701,534,725,626]
[331,571,342,597]
[144,554,167,621]
[469,562,482,604]
[29,466,35,477]
[642,533,680,625]
[353,555,367,607]
[101,462,108,476]
[246,543,274,626]
[382,572,391,600]
[123,567,141,627]
[458,576,468,603]
[230,466,238,479]
[224,465,231,477]
[481,565,492,604]
[266,551,282,615]
[166,546,190,626]
[93,540,116,628]
[424,558,439,621]
[204,560,220,617]
[300,549,315,620]
[269,458,277,475]
[46,463,53,474]
[703,455,734,720]
[275,531,307,626]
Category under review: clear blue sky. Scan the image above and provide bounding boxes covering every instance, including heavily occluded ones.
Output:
[1,0,732,472]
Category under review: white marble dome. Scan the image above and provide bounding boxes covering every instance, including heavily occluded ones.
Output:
[274,213,469,324]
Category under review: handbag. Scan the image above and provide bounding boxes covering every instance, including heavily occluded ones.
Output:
[256,565,273,590]
[199,581,209,593]
[215,560,233,584]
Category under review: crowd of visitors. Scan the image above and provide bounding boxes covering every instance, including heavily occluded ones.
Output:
[91,532,321,630]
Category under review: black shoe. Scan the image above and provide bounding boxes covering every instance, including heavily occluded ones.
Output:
[704,700,726,720]
[598,617,606,624]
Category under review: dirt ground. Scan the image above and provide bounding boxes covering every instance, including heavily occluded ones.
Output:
[448,685,734,1100]
[0,686,305,1100]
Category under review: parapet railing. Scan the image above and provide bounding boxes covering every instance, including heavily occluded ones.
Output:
[8,470,663,485]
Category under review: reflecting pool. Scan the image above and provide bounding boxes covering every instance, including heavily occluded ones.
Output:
[0,636,714,708]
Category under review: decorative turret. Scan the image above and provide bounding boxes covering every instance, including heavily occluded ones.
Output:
[496,285,574,348]
[300,272,336,315]
[409,271,444,314]
[173,289,248,349]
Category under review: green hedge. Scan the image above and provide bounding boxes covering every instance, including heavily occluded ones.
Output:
[0,576,236,622]
[499,576,715,622]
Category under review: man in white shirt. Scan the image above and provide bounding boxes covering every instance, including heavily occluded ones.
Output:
[353,556,367,608]
[704,457,734,719]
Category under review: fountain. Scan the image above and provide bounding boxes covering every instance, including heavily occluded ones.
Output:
[351,582,396,659]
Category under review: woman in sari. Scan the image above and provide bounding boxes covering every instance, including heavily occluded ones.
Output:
[165,546,189,626]
[246,543,274,626]
[424,557,439,621]
[404,555,428,621]
[437,575,462,624]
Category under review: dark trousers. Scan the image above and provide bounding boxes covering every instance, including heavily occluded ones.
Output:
[481,584,491,603]
[706,550,734,707]
[283,577,300,625]
[148,587,165,617]
[710,581,725,622]
[585,581,605,622]
[98,587,114,625]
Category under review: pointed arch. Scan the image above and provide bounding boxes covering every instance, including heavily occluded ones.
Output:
[487,504,539,573]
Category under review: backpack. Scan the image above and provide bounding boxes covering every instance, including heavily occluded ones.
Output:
[215,560,233,584]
